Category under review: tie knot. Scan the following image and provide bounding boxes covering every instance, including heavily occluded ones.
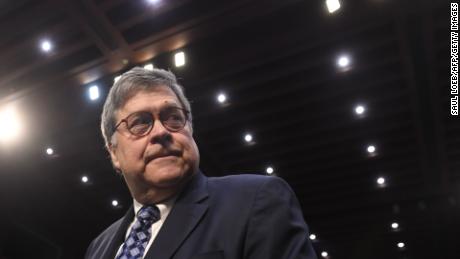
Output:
[136,205,160,226]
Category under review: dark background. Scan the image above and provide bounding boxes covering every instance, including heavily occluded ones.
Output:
[0,0,458,258]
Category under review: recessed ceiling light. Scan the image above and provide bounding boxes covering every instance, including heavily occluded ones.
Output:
[147,0,161,4]
[391,222,399,229]
[266,166,274,175]
[397,242,405,248]
[337,55,351,69]
[81,176,89,183]
[89,85,99,101]
[367,145,376,153]
[144,63,154,70]
[321,251,328,258]
[46,147,54,155]
[0,106,22,144]
[326,0,341,13]
[355,105,365,115]
[174,51,185,67]
[309,234,316,240]
[40,39,53,52]
[112,200,119,207]
[377,177,385,185]
[244,133,253,143]
[217,93,227,103]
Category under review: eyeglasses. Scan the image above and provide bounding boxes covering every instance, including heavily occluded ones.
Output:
[114,106,189,137]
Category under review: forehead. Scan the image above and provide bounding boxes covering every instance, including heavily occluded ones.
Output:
[119,86,181,114]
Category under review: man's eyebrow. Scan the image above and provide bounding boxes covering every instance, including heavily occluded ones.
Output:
[125,104,180,115]
[160,101,182,109]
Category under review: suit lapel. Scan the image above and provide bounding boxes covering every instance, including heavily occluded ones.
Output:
[144,171,209,259]
[101,206,135,259]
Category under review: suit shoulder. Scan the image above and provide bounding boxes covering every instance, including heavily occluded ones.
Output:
[94,216,123,239]
[85,217,125,258]
[207,173,290,193]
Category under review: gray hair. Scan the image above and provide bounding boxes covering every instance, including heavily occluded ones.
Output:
[100,67,192,149]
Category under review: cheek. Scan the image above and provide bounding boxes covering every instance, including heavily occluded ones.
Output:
[119,140,148,167]
[182,137,199,164]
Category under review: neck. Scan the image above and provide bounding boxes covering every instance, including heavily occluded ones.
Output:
[133,187,181,204]
[129,175,193,204]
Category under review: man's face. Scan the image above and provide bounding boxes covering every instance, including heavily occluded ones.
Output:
[109,86,199,196]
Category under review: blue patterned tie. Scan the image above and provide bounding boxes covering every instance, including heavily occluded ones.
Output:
[116,205,160,259]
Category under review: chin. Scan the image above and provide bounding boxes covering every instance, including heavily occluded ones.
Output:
[145,166,190,188]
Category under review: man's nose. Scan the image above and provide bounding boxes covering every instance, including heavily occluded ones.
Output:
[148,120,172,144]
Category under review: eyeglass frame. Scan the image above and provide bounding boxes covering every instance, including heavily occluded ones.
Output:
[113,106,191,137]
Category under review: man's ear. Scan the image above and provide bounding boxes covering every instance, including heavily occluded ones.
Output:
[108,144,121,171]
[187,122,193,134]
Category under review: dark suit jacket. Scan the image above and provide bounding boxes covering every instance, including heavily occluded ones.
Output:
[85,171,317,259]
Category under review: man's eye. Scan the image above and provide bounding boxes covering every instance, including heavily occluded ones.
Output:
[169,113,182,120]
[128,114,151,128]
[165,112,184,121]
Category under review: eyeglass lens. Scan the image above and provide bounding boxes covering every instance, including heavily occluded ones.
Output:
[125,107,186,136]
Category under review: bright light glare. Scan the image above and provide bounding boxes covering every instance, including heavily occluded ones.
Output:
[397,242,405,248]
[391,222,399,229]
[0,106,22,144]
[355,105,365,115]
[337,55,350,68]
[326,0,341,13]
[175,51,185,67]
[367,145,376,153]
[114,75,121,83]
[46,148,54,155]
[89,85,99,100]
[309,234,316,240]
[266,166,274,175]
[144,63,154,70]
[321,251,328,258]
[377,177,385,185]
[112,200,119,207]
[147,0,161,4]
[81,176,89,183]
[244,134,253,143]
[40,40,53,52]
[217,93,227,103]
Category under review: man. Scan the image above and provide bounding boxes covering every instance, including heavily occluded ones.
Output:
[85,67,317,259]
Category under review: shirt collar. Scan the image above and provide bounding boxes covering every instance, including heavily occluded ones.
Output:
[133,196,176,219]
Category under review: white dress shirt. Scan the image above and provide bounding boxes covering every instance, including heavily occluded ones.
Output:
[115,197,176,259]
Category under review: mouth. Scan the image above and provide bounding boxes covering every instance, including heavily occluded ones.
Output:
[154,155,177,161]
[145,150,181,163]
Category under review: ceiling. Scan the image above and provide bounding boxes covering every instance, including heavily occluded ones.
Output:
[0,0,458,258]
